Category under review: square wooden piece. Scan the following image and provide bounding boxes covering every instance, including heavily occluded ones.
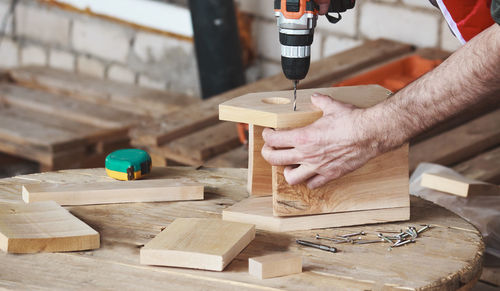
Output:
[140,218,255,271]
[0,201,100,253]
[249,253,302,279]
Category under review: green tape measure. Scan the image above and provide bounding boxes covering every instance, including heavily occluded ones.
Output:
[105,149,152,181]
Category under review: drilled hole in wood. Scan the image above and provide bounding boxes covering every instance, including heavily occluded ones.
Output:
[261,97,291,105]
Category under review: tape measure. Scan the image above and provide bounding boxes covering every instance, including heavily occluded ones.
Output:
[105,149,152,181]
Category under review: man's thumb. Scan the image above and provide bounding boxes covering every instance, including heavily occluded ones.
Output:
[311,93,345,115]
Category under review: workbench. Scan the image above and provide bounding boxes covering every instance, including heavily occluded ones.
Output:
[0,167,484,290]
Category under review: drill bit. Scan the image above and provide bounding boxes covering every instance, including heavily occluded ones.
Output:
[293,80,298,111]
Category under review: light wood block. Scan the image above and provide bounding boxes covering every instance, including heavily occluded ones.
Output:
[0,201,99,253]
[22,179,204,206]
[219,86,410,218]
[421,172,499,197]
[249,253,302,279]
[223,197,409,232]
[247,124,272,196]
[140,218,255,271]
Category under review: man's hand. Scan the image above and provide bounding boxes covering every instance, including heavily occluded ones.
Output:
[314,0,331,15]
[261,93,380,189]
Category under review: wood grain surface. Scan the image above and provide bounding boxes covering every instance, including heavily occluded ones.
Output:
[0,167,484,290]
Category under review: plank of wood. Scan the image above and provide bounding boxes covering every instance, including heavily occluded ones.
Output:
[420,172,499,197]
[22,179,204,206]
[9,66,200,117]
[247,125,272,196]
[453,147,500,184]
[249,253,302,279]
[219,86,392,129]
[273,144,410,216]
[131,39,413,146]
[223,196,410,232]
[0,84,139,129]
[140,218,255,271]
[0,201,99,253]
[410,109,500,172]
[204,145,248,168]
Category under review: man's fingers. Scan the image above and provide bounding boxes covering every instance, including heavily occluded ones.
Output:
[284,165,316,185]
[261,144,301,166]
[262,127,303,148]
[311,93,355,115]
[306,174,329,189]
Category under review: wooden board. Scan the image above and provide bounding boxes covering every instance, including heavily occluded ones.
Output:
[9,66,200,117]
[204,145,248,168]
[22,179,204,205]
[140,218,255,271]
[0,167,484,290]
[410,109,500,171]
[131,39,413,146]
[219,86,391,129]
[420,172,499,197]
[223,196,409,232]
[247,124,272,196]
[0,201,99,253]
[249,253,302,279]
[453,146,500,184]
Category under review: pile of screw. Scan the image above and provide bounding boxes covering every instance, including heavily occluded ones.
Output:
[314,225,432,251]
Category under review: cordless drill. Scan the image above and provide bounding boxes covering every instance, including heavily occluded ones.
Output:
[274,0,355,110]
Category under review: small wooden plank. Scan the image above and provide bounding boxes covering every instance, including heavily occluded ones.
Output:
[204,145,247,168]
[131,39,413,145]
[420,172,499,197]
[22,179,204,206]
[219,86,391,129]
[140,218,255,271]
[410,109,500,172]
[453,146,500,184]
[249,253,302,279]
[0,84,139,129]
[9,66,199,117]
[273,145,410,216]
[247,125,272,196]
[223,196,410,232]
[0,201,99,253]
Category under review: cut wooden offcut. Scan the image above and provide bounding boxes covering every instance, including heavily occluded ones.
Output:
[223,197,409,232]
[140,218,255,271]
[249,253,302,279]
[22,179,204,205]
[0,201,99,253]
[421,172,499,197]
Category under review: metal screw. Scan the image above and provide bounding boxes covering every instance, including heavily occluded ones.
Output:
[340,231,366,238]
[353,240,382,245]
[297,239,337,253]
[378,233,394,243]
[315,234,352,243]
[392,239,415,248]
[417,225,431,234]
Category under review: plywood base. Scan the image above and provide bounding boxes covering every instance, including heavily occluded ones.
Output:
[22,179,204,206]
[0,201,100,253]
[222,197,409,232]
[140,218,255,271]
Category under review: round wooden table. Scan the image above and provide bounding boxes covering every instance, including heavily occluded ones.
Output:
[0,167,484,290]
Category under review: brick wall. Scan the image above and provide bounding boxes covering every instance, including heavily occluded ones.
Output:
[0,0,200,96]
[0,0,462,98]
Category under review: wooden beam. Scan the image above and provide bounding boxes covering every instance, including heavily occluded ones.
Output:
[453,146,500,184]
[410,109,500,172]
[131,39,413,146]
[204,145,248,168]
[0,201,99,253]
[249,253,302,279]
[421,172,499,197]
[22,179,204,205]
[140,218,255,271]
[222,196,410,232]
[247,125,272,196]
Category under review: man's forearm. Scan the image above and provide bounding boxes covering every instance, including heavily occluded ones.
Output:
[366,24,500,153]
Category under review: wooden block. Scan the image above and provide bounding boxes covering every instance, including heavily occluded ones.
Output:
[273,144,409,216]
[249,253,302,279]
[0,201,99,253]
[247,124,272,196]
[421,172,499,197]
[22,179,204,206]
[223,197,409,232]
[140,218,255,271]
